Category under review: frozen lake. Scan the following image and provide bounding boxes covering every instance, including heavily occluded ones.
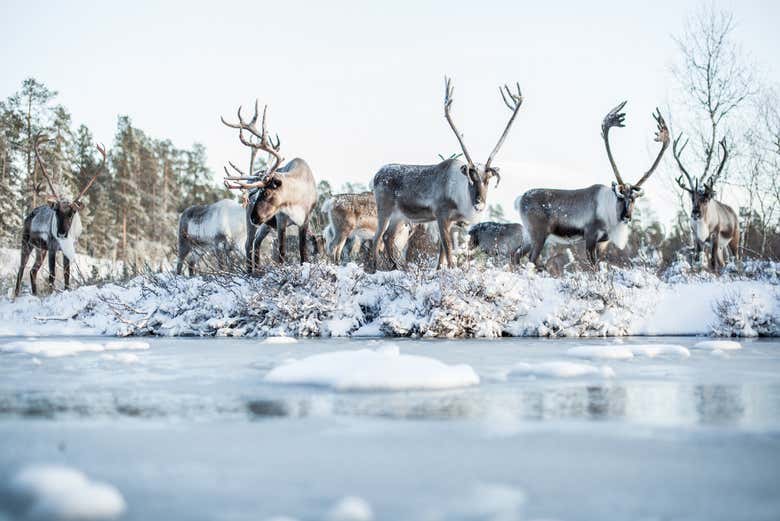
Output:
[1,336,779,521]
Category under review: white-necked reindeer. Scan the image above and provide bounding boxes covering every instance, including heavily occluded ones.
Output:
[516,102,669,266]
[221,100,318,269]
[371,77,524,269]
[176,199,247,276]
[14,134,106,297]
[673,135,739,271]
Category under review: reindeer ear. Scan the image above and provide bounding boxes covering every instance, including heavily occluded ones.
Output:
[460,165,470,177]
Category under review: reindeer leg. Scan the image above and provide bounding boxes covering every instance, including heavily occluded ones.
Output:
[63,256,71,290]
[30,249,46,296]
[15,242,32,298]
[372,211,392,272]
[176,243,189,276]
[528,233,547,268]
[276,225,287,264]
[298,220,310,265]
[436,217,454,269]
[383,219,403,270]
[48,249,57,290]
[252,224,272,272]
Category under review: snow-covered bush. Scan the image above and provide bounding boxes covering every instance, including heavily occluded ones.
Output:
[711,290,779,337]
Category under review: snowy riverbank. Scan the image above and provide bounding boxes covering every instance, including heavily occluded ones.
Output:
[1,262,777,338]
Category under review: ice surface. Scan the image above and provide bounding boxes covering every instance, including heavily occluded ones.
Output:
[326,496,374,521]
[1,464,125,520]
[693,340,743,350]
[507,361,615,379]
[566,345,635,360]
[263,336,298,344]
[264,344,480,391]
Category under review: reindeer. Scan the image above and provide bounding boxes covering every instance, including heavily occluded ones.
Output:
[516,102,669,266]
[371,77,523,270]
[14,134,105,297]
[221,101,318,269]
[467,222,525,265]
[176,199,247,276]
[673,135,739,271]
[322,192,410,264]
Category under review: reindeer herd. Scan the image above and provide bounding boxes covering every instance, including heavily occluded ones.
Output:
[13,77,740,298]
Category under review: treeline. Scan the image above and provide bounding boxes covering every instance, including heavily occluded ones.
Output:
[0,78,228,262]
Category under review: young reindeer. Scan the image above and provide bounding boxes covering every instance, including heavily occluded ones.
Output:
[322,192,410,264]
[517,102,669,266]
[14,134,106,297]
[221,100,317,268]
[371,77,524,270]
[673,135,739,271]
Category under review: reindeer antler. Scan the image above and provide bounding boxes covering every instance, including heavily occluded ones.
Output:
[221,99,284,186]
[33,134,59,200]
[601,101,627,187]
[633,108,670,188]
[74,143,106,203]
[485,82,523,171]
[672,132,696,193]
[443,76,475,168]
[705,137,728,192]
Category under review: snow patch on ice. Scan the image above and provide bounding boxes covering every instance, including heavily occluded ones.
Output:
[507,361,615,379]
[693,340,742,351]
[264,345,479,391]
[326,496,374,521]
[625,344,691,358]
[101,353,140,364]
[1,464,125,520]
[0,339,149,358]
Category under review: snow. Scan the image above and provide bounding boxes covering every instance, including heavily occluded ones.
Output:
[0,261,777,338]
[0,339,149,358]
[507,361,615,379]
[264,345,480,391]
[326,496,374,521]
[693,340,743,351]
[1,464,125,521]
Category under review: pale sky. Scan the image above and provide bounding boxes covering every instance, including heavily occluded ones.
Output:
[3,0,779,228]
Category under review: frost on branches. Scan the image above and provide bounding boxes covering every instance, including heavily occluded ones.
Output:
[1,260,778,338]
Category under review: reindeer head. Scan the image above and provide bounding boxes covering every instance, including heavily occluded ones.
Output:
[673,135,727,222]
[601,102,670,223]
[443,77,523,212]
[34,134,106,238]
[221,100,288,224]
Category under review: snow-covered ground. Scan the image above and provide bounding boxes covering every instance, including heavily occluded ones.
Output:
[0,261,777,338]
[0,336,779,520]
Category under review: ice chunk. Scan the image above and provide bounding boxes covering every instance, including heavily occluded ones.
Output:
[263,336,298,344]
[626,344,690,358]
[326,496,373,521]
[693,340,742,351]
[264,345,479,391]
[1,340,148,358]
[1,464,125,520]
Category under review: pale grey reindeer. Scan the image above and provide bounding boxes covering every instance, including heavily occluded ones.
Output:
[14,134,106,297]
[516,102,669,266]
[322,192,410,264]
[176,199,247,276]
[673,135,739,271]
[467,221,525,265]
[221,100,318,268]
[371,77,524,269]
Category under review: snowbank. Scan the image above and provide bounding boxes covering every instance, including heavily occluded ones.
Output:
[0,262,777,338]
[0,339,149,358]
[264,345,480,391]
[1,464,125,520]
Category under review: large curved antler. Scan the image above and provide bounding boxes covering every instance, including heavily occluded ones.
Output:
[601,101,627,186]
[443,77,475,168]
[672,132,696,193]
[74,143,106,203]
[485,82,523,172]
[33,134,59,200]
[633,108,670,188]
[705,137,728,192]
[221,99,284,178]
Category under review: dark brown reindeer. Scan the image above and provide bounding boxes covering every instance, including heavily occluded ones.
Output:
[221,100,318,269]
[371,77,524,270]
[517,102,669,266]
[14,134,106,297]
[673,135,739,271]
